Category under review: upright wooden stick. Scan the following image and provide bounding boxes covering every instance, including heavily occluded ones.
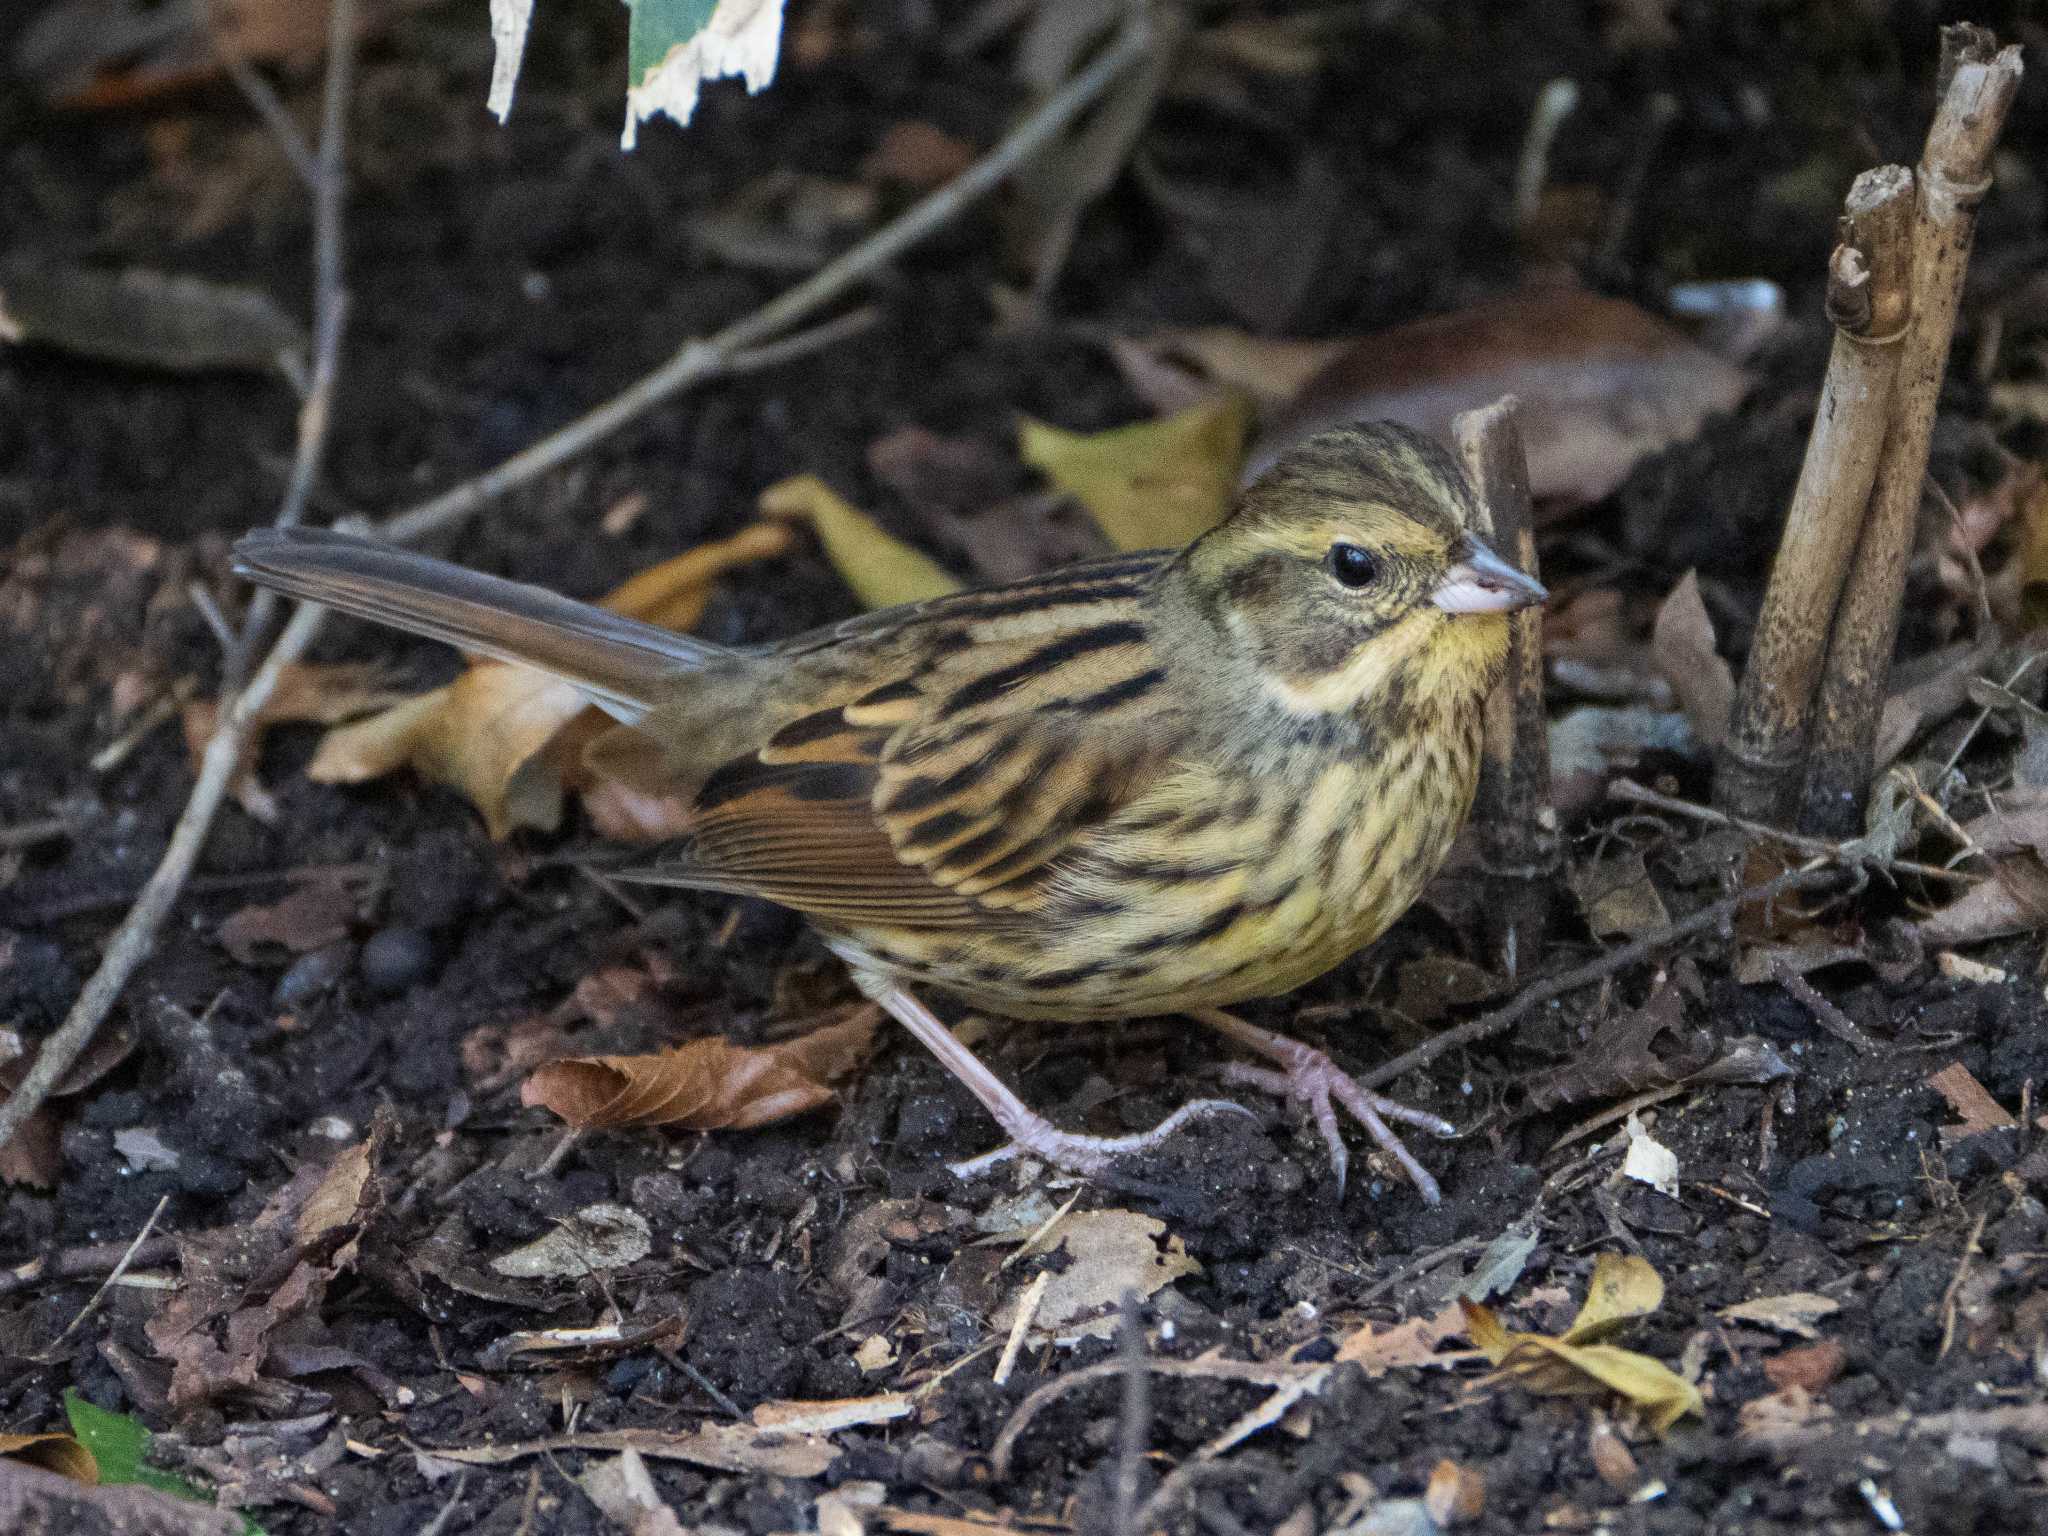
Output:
[1715,165,1914,823]
[1800,29,2022,835]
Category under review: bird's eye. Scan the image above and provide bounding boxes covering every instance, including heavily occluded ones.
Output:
[1326,542,1380,589]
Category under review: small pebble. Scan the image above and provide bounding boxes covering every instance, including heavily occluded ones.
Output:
[360,927,435,995]
[275,941,355,1008]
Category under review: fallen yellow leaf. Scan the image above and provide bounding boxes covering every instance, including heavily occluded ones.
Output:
[1019,394,1250,552]
[305,524,793,838]
[521,1006,877,1132]
[1462,1253,1702,1435]
[759,474,961,609]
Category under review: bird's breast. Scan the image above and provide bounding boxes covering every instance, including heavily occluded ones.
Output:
[837,700,1484,1021]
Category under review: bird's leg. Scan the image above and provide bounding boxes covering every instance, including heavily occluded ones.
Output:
[1190,1007,1453,1204]
[857,977,1251,1179]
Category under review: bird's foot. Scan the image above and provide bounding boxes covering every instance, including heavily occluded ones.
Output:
[947,1097,1254,1180]
[1194,1008,1451,1203]
[854,975,1254,1183]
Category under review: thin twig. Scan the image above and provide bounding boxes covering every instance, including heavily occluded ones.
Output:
[1609,776,1979,884]
[1112,1292,1150,1536]
[216,45,319,190]
[1801,30,2024,834]
[222,0,355,694]
[1358,864,1843,1092]
[36,1194,169,1359]
[991,1357,1316,1479]
[1775,964,1883,1056]
[0,10,1156,1162]
[0,817,81,850]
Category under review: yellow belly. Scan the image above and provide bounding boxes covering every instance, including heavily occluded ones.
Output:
[830,723,1480,1021]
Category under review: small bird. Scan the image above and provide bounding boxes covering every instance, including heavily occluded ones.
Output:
[235,422,1543,1202]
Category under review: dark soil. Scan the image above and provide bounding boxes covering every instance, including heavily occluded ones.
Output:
[6,3,2048,1534]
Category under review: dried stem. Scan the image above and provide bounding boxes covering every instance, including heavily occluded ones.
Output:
[1715,164,1915,823]
[0,12,1158,1162]
[1800,29,2023,835]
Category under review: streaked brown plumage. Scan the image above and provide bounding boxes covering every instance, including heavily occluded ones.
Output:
[235,422,1544,1200]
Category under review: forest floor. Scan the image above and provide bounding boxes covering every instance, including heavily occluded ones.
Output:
[6,3,2048,1534]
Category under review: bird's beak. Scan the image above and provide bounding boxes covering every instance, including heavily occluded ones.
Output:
[1432,537,1547,614]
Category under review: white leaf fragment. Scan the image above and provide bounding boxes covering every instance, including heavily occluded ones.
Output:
[624,0,786,149]
[1620,1113,1679,1199]
[487,0,537,123]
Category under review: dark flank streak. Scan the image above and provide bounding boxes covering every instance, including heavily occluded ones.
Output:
[942,621,1147,714]
[1054,666,1166,715]
[854,678,921,707]
[769,707,856,749]
[900,807,983,851]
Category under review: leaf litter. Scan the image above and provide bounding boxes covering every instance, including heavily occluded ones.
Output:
[1462,1253,1704,1434]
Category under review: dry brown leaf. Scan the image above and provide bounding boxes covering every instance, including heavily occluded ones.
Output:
[521,1007,877,1132]
[146,1118,387,1406]
[1249,290,1749,507]
[307,525,792,838]
[1333,1304,1473,1376]
[1462,1252,1703,1434]
[419,1425,837,1478]
[1716,1293,1841,1340]
[216,876,357,964]
[1762,1339,1846,1394]
[0,1433,96,1484]
[1566,848,1670,940]
[1020,395,1251,552]
[1918,855,2048,945]
[1424,1459,1485,1527]
[1928,1060,2019,1143]
[860,121,977,189]
[1651,571,1734,751]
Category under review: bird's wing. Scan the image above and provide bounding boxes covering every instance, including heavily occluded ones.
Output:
[610,557,1180,930]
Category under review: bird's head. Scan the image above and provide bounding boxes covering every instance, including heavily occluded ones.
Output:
[1174,421,1546,722]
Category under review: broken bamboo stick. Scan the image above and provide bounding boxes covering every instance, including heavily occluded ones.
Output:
[1800,27,2023,835]
[1714,164,1915,825]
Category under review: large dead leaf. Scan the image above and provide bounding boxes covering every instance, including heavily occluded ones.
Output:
[760,474,960,610]
[1650,571,1735,750]
[145,1119,388,1407]
[307,525,791,838]
[1248,290,1749,507]
[521,1007,876,1132]
[1020,395,1251,552]
[1461,1252,1703,1434]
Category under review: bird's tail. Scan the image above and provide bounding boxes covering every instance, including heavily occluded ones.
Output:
[233,527,731,722]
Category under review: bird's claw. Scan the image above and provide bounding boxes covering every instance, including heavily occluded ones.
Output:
[1221,1042,1449,1204]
